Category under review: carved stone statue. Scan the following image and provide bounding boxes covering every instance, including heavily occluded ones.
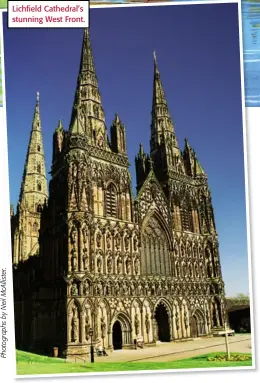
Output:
[96,232,102,248]
[71,283,78,296]
[124,234,130,250]
[85,315,90,341]
[96,281,103,296]
[71,251,77,271]
[115,282,120,295]
[107,256,112,273]
[83,280,90,295]
[82,226,88,244]
[70,225,77,246]
[115,234,121,250]
[71,312,78,343]
[175,309,180,330]
[97,258,102,273]
[134,257,140,275]
[184,310,188,329]
[130,282,135,296]
[123,282,128,295]
[125,258,131,274]
[133,236,138,252]
[106,233,111,250]
[83,249,89,270]
[134,314,140,336]
[145,313,150,334]
[101,317,106,338]
[117,257,122,274]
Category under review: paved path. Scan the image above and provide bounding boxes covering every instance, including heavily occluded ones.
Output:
[94,334,252,363]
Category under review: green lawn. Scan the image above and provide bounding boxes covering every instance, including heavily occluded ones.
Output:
[16,350,253,375]
[0,0,6,9]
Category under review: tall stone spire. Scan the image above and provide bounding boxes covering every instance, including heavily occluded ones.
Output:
[69,28,110,150]
[150,51,179,155]
[19,92,48,211]
[150,52,184,177]
[13,93,48,264]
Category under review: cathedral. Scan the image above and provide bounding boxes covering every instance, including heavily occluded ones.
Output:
[11,28,226,358]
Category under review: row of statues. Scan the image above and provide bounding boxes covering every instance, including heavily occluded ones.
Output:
[69,278,215,297]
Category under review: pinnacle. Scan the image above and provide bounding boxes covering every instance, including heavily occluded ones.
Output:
[56,119,63,132]
[114,113,120,124]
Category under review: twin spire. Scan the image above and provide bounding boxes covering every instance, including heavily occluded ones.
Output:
[18,91,48,211]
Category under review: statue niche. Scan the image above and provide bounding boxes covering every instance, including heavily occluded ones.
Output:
[141,215,171,276]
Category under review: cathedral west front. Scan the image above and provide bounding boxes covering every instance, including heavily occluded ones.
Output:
[11,28,226,358]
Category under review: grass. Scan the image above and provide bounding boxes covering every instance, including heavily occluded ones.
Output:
[16,350,252,375]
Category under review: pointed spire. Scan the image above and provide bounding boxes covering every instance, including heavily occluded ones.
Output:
[150,52,180,164]
[79,28,96,75]
[19,94,48,210]
[69,28,110,150]
[152,52,168,110]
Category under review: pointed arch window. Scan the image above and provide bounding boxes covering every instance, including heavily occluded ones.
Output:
[106,183,117,218]
[37,182,42,192]
[181,204,194,232]
[37,163,41,173]
[37,145,41,152]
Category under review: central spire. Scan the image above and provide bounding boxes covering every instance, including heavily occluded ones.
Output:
[150,52,179,154]
[69,28,110,150]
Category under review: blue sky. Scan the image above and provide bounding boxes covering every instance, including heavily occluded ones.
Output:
[3,3,249,297]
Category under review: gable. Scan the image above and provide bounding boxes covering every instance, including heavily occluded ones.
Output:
[135,171,170,226]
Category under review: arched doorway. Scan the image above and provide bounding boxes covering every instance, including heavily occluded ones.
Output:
[155,303,170,342]
[112,321,122,350]
[191,316,198,338]
[191,310,206,338]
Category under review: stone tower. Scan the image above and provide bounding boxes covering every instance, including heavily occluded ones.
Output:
[13,28,226,358]
[11,93,48,264]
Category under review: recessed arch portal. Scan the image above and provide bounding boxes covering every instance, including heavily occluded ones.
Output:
[112,321,122,350]
[155,302,170,342]
[111,313,132,350]
[191,309,206,338]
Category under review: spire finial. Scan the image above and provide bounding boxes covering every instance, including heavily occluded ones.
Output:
[153,50,157,63]
[36,91,39,103]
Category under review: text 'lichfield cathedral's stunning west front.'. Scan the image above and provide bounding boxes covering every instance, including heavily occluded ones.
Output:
[10,28,225,358]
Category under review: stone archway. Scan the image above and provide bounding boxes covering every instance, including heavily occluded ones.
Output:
[155,302,170,342]
[191,309,206,338]
[112,321,122,350]
[111,313,132,349]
